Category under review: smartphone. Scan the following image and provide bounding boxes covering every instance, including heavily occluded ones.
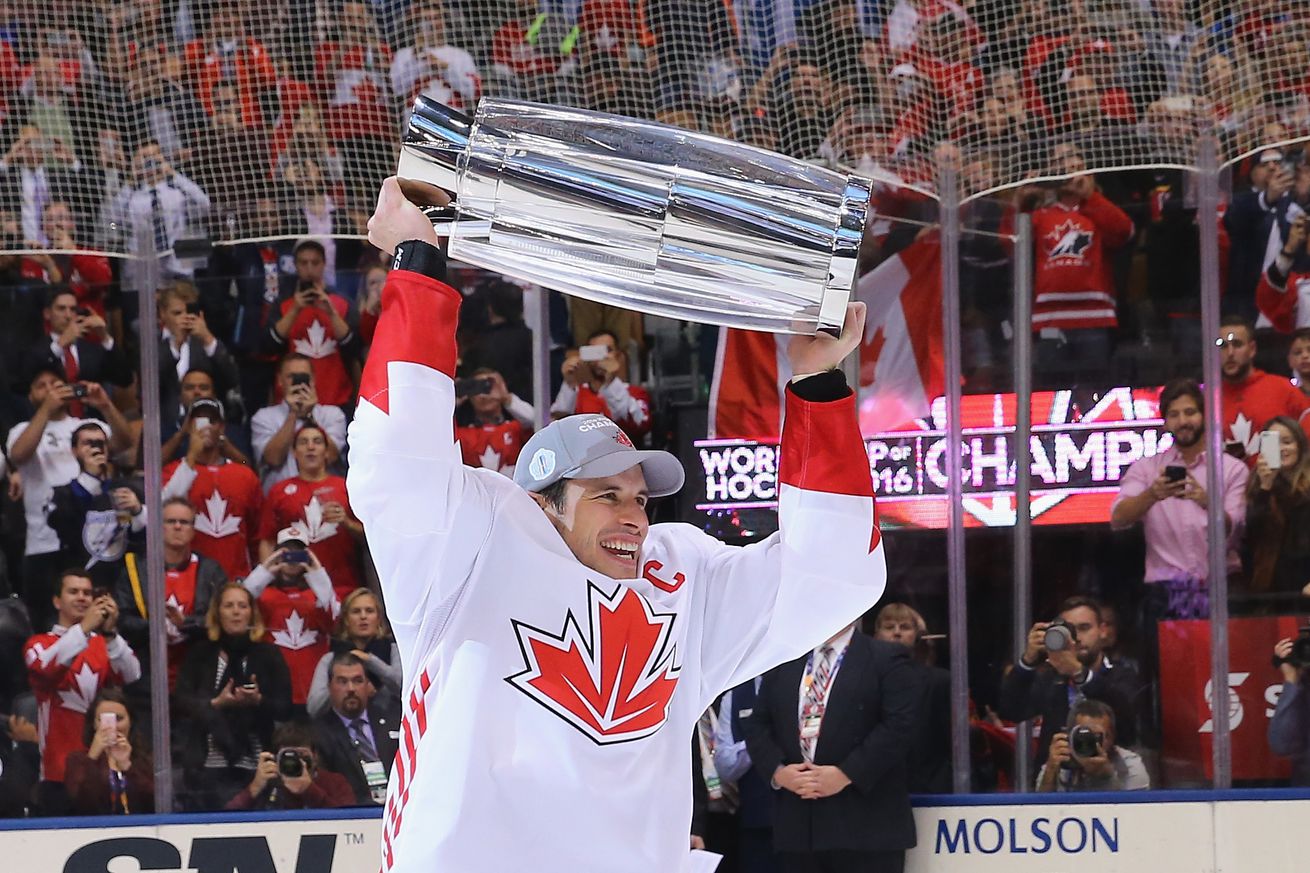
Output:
[289,371,312,387]
[192,415,212,430]
[453,376,493,398]
[75,306,92,317]
[185,302,201,315]
[1261,430,1282,469]
[1164,465,1186,482]
[579,344,608,362]
[99,711,117,739]
[283,548,310,565]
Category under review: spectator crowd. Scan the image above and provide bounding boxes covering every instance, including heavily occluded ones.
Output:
[0,2,1307,872]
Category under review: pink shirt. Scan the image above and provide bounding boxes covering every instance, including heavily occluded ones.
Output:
[1111,444,1249,582]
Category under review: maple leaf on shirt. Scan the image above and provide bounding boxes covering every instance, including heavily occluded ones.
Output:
[1229,411,1259,456]
[478,444,503,470]
[293,319,338,359]
[271,610,320,651]
[194,490,243,539]
[57,663,103,714]
[507,583,680,745]
[301,496,339,543]
[164,593,184,643]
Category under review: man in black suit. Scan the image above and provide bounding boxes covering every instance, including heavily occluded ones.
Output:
[24,289,131,403]
[312,651,399,806]
[744,622,921,873]
[157,281,241,426]
[997,595,1141,776]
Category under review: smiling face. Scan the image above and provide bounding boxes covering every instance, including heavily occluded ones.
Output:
[534,466,650,579]
[53,573,94,628]
[1270,421,1302,469]
[1164,392,1204,448]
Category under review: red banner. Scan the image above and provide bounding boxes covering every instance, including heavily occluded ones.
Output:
[1159,617,1301,784]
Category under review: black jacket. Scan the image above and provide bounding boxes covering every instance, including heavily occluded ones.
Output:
[997,656,1140,772]
[158,335,240,424]
[175,638,292,772]
[312,702,400,806]
[24,336,132,390]
[743,633,920,854]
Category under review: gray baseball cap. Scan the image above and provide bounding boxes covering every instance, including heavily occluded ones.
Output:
[514,414,685,498]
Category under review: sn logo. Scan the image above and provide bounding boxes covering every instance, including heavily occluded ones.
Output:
[63,834,336,873]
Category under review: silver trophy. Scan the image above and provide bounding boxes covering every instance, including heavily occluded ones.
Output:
[397,96,870,335]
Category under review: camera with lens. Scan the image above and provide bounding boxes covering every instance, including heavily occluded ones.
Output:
[1044,619,1078,653]
[277,748,308,778]
[1272,625,1310,669]
[1059,724,1104,769]
[71,382,89,399]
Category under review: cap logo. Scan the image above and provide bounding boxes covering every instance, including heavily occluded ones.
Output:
[613,431,633,448]
[529,448,556,481]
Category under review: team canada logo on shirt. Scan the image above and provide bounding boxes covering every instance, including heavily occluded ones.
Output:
[271,611,319,650]
[293,319,338,359]
[57,663,103,714]
[1046,221,1094,261]
[195,490,243,538]
[300,496,339,543]
[507,582,680,745]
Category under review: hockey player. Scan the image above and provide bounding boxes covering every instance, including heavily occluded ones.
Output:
[350,178,888,873]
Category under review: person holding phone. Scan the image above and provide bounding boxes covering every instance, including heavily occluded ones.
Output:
[250,352,348,492]
[24,289,130,407]
[157,282,240,423]
[1245,416,1310,599]
[1111,379,1249,735]
[63,689,154,815]
[551,329,652,444]
[267,240,359,408]
[242,527,340,713]
[453,367,535,477]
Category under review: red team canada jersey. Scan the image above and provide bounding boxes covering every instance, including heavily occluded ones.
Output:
[163,459,263,580]
[278,296,355,405]
[24,626,141,781]
[258,475,362,598]
[163,556,202,689]
[348,264,888,872]
[456,419,528,475]
[245,572,339,705]
[1221,368,1310,459]
[1029,194,1134,331]
[574,383,653,442]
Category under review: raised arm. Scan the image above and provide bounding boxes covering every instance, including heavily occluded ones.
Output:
[347,179,493,634]
[688,305,886,699]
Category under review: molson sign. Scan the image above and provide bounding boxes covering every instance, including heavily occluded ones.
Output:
[694,386,1169,529]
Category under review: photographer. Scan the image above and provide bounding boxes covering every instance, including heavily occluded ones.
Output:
[454,368,535,478]
[1036,699,1149,792]
[47,421,146,592]
[250,353,347,492]
[1245,416,1310,599]
[1269,634,1310,785]
[223,723,354,811]
[8,365,131,630]
[63,689,154,814]
[267,240,359,409]
[157,282,240,425]
[551,330,651,444]
[998,596,1140,769]
[23,289,130,413]
[242,528,340,709]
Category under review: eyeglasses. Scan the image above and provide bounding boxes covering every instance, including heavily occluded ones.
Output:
[163,517,195,526]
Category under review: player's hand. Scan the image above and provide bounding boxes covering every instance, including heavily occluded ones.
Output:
[787,302,866,377]
[368,176,442,256]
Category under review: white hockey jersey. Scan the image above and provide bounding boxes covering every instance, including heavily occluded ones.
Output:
[347,266,888,873]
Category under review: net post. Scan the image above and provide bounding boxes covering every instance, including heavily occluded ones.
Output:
[531,286,552,431]
[136,229,173,813]
[937,153,972,794]
[1197,135,1231,789]
[1012,213,1034,793]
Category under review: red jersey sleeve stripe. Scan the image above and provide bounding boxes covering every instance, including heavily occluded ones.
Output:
[357,270,462,414]
[778,386,875,498]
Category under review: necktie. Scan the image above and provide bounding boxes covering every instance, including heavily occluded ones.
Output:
[150,187,170,254]
[800,645,834,763]
[351,717,378,762]
[62,342,83,417]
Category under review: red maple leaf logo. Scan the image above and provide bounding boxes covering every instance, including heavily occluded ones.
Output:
[506,583,681,745]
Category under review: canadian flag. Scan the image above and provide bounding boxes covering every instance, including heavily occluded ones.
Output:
[708,237,945,439]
